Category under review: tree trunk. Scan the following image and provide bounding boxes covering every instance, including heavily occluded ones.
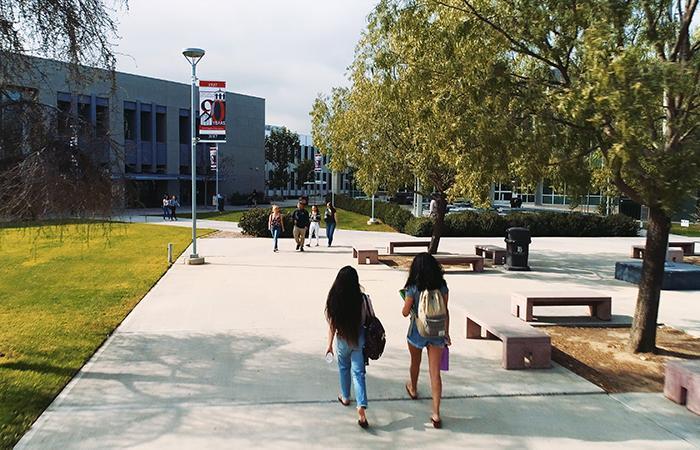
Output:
[429,193,447,254]
[629,206,671,353]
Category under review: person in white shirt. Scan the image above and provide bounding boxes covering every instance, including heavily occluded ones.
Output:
[307,205,322,247]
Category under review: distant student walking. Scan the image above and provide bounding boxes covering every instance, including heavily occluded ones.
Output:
[169,195,180,221]
[325,266,373,428]
[401,253,450,429]
[324,202,337,247]
[162,194,170,220]
[307,205,321,247]
[291,200,310,251]
[268,205,284,252]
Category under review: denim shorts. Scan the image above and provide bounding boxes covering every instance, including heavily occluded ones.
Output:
[407,320,446,349]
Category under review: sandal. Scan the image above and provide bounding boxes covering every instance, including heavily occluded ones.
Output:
[431,416,442,429]
[337,395,350,406]
[405,383,418,400]
[358,418,369,429]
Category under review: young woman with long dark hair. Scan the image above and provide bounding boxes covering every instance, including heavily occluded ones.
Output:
[324,202,337,246]
[325,266,374,428]
[402,253,450,428]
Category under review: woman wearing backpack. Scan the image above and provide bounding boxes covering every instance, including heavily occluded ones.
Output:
[402,252,450,428]
[325,266,374,428]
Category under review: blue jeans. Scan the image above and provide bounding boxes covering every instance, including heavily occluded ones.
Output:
[271,226,281,250]
[326,221,336,246]
[336,328,367,408]
[162,206,169,220]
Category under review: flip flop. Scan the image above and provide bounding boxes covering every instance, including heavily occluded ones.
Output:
[431,417,442,429]
[338,395,350,406]
[358,418,369,429]
[405,383,418,400]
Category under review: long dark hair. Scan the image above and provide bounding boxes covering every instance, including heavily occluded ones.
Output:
[405,252,445,291]
[326,202,336,215]
[325,266,363,346]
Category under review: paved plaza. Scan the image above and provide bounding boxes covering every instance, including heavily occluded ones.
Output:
[16,222,700,449]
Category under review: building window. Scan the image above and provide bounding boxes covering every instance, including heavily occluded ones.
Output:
[124,108,136,141]
[96,101,109,137]
[140,110,151,141]
[542,183,569,205]
[156,111,166,143]
[179,113,189,144]
[57,95,73,136]
[493,183,513,202]
[513,186,535,203]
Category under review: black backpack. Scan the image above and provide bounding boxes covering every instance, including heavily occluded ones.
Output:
[363,294,386,361]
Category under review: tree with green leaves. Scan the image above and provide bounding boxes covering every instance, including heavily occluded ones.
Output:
[430,0,700,352]
[311,0,514,252]
[264,127,299,198]
[295,159,315,191]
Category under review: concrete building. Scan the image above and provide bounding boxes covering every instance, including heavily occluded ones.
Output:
[4,56,265,207]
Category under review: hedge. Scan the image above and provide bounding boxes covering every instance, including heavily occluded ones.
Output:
[332,194,413,232]
[239,207,296,238]
[404,211,638,237]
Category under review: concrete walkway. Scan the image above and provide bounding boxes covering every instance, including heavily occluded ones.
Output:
[16,228,700,449]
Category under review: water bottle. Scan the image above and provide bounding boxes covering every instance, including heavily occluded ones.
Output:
[325,352,333,364]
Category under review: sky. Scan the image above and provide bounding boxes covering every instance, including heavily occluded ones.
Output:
[113,0,378,135]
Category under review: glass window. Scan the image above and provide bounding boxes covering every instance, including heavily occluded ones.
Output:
[140,110,151,141]
[156,112,167,142]
[123,109,136,141]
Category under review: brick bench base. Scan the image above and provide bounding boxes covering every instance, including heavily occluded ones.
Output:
[664,360,700,415]
[465,314,551,370]
[352,248,379,265]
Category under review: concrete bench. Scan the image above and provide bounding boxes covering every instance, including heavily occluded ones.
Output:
[352,248,379,265]
[434,255,485,272]
[475,245,506,265]
[631,245,685,262]
[387,240,431,254]
[664,360,700,415]
[669,241,697,256]
[465,308,551,370]
[511,292,612,322]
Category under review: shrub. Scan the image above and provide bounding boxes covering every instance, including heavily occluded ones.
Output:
[333,194,413,232]
[238,208,294,238]
[405,217,433,237]
[405,210,639,237]
[444,211,480,237]
[601,214,639,237]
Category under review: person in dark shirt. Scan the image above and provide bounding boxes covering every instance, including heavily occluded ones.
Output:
[291,201,310,251]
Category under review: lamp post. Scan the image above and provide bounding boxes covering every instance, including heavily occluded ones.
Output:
[183,47,206,265]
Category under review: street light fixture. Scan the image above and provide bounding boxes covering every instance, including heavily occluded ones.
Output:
[183,47,205,265]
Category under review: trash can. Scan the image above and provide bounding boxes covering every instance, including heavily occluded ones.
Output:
[216,194,225,212]
[505,227,531,271]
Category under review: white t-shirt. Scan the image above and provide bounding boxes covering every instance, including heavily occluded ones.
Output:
[429,199,437,215]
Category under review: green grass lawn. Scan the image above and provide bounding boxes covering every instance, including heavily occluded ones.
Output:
[671,223,700,237]
[177,207,396,232]
[0,222,211,449]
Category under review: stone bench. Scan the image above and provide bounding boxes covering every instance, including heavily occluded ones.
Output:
[387,240,431,254]
[352,247,379,265]
[669,241,697,256]
[465,308,551,370]
[434,255,485,272]
[664,360,700,415]
[475,245,506,265]
[631,245,685,262]
[511,291,612,322]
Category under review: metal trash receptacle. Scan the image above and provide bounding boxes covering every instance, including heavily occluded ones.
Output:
[505,227,531,271]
